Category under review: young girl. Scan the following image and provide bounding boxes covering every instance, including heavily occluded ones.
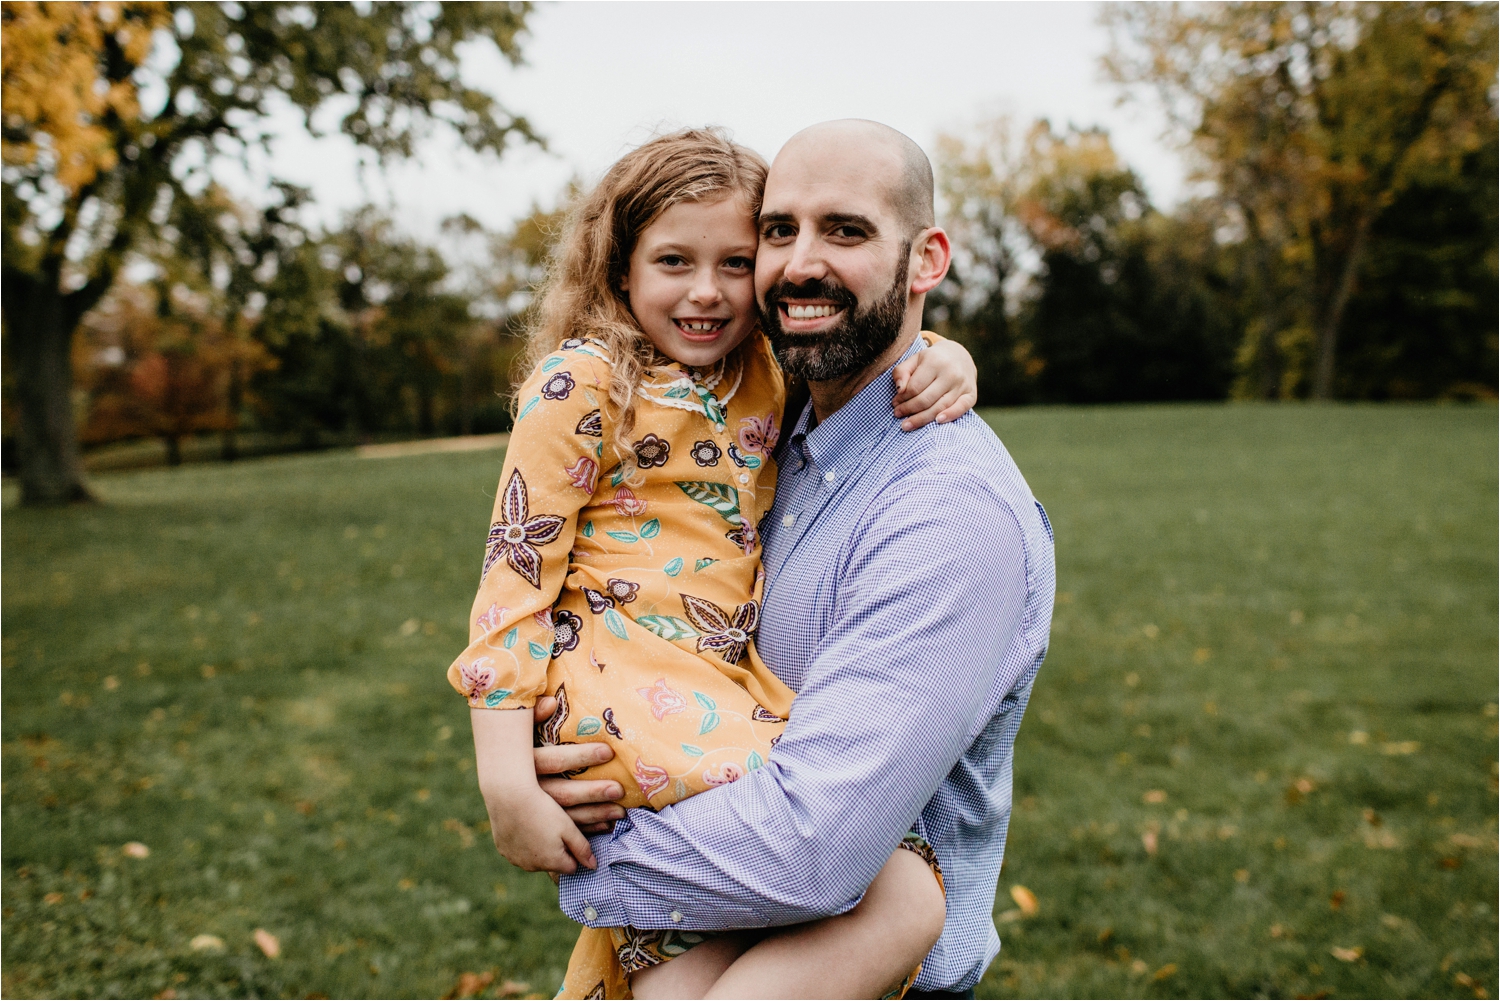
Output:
[449,128,975,999]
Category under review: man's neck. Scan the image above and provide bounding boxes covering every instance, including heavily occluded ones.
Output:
[807,327,919,425]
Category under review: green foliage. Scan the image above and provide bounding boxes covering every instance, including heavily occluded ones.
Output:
[3,405,1496,998]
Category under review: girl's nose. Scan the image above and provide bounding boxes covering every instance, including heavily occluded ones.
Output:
[688,273,723,306]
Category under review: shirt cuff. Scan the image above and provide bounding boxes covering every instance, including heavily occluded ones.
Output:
[558,830,628,927]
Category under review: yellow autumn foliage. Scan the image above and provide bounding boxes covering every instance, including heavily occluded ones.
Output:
[1,1,168,192]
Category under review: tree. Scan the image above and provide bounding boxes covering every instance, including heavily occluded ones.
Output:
[1106,1,1498,399]
[2,1,535,504]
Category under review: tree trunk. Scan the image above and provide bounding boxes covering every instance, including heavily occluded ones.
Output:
[1311,206,1376,401]
[222,357,241,462]
[164,435,182,466]
[3,268,94,505]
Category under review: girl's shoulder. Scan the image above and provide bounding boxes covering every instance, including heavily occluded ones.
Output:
[736,332,785,406]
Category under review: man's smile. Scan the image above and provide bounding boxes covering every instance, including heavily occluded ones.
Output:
[776,301,847,332]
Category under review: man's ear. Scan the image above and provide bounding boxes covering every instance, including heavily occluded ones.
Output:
[909,227,952,295]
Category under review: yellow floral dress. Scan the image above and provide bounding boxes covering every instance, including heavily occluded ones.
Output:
[447,332,795,998]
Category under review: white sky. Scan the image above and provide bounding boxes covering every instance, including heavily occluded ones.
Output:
[222,1,1186,241]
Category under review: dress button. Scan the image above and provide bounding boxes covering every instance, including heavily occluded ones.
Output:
[781,514,795,527]
[738,473,750,484]
[583,906,598,921]
[670,910,683,923]
[823,470,836,483]
[715,423,726,432]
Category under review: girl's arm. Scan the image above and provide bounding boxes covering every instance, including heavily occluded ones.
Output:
[471,707,597,873]
[449,346,612,872]
[892,332,979,430]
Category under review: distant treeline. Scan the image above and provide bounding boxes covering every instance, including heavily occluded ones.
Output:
[3,2,1494,492]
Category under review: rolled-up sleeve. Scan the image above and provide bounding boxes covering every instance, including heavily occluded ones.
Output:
[560,472,1027,930]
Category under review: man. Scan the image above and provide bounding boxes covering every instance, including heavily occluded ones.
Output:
[534,120,1055,997]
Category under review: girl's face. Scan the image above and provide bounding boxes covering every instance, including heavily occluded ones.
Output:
[621,195,759,369]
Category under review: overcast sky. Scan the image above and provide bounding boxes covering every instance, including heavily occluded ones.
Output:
[220,1,1185,240]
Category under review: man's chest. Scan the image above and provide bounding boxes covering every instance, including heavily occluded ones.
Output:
[756,461,882,693]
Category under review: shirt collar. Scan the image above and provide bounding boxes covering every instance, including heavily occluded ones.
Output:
[788,335,926,472]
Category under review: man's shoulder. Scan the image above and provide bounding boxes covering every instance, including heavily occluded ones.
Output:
[884,412,1030,500]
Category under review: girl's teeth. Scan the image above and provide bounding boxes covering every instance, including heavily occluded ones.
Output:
[679,321,722,333]
[786,304,839,319]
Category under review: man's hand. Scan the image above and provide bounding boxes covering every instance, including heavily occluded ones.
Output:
[534,696,626,834]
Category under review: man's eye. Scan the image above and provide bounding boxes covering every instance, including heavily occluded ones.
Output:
[832,225,866,239]
[763,224,794,240]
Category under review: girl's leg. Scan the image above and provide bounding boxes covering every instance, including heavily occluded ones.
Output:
[631,933,757,1000]
[704,847,945,999]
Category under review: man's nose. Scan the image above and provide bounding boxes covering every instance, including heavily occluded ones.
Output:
[782,232,827,285]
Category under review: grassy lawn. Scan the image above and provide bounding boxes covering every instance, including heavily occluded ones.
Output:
[2,404,1495,999]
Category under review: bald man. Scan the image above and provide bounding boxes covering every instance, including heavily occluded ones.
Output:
[545,120,1056,998]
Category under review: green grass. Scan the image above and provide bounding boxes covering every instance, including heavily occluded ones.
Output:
[2,404,1495,999]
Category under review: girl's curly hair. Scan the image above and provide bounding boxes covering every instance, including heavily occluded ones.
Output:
[518,127,768,471]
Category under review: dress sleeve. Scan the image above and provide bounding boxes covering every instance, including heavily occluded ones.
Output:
[446,349,611,710]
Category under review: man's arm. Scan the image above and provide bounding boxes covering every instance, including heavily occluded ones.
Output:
[558,473,1030,930]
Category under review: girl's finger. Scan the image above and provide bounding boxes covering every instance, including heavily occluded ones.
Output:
[895,381,944,420]
[893,363,935,405]
[891,355,920,395]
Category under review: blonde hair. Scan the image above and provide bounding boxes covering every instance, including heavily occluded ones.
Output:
[520,127,768,470]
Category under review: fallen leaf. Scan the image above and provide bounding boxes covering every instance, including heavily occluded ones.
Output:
[1142,789,1167,804]
[1141,829,1159,855]
[1450,833,1485,848]
[1009,885,1039,917]
[295,801,315,816]
[1439,856,1463,869]
[1380,741,1420,756]
[123,842,150,858]
[153,991,177,1000]
[253,928,280,958]
[1234,869,1250,883]
[1130,959,1148,974]
[1330,946,1363,962]
[1154,963,1178,980]
[995,908,1023,923]
[498,981,531,998]
[43,892,64,905]
[1269,923,1287,939]
[1329,890,1346,910]
[442,971,494,999]
[189,934,225,953]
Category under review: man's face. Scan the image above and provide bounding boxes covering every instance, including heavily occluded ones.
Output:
[755,144,914,381]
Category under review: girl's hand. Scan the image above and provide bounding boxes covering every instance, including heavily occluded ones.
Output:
[892,337,978,430]
[471,707,597,874]
[482,781,599,875]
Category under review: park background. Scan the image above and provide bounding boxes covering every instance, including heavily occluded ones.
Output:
[2,1,1496,998]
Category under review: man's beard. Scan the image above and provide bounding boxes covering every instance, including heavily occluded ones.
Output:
[762,243,911,382]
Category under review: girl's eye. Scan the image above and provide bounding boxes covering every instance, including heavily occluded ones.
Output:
[658,255,687,267]
[723,257,753,271]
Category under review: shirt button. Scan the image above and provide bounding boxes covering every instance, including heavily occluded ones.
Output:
[781,514,795,527]
[738,473,750,484]
[584,906,598,921]
[670,910,683,923]
[823,470,836,483]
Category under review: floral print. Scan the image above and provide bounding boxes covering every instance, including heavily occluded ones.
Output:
[635,678,687,721]
[609,487,647,517]
[752,704,787,723]
[690,440,721,466]
[543,371,576,400]
[538,683,570,745]
[565,456,599,493]
[633,757,669,800]
[725,522,757,555]
[552,609,583,657]
[680,593,760,665]
[704,762,744,786]
[602,707,622,738]
[484,470,566,588]
[737,413,779,454]
[475,603,508,634]
[582,588,613,614]
[605,578,640,604]
[459,658,497,708]
[575,409,603,437]
[633,434,671,468]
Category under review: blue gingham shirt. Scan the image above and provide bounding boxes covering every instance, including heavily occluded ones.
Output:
[560,336,1056,991]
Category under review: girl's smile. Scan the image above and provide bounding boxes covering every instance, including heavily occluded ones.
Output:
[621,195,760,368]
